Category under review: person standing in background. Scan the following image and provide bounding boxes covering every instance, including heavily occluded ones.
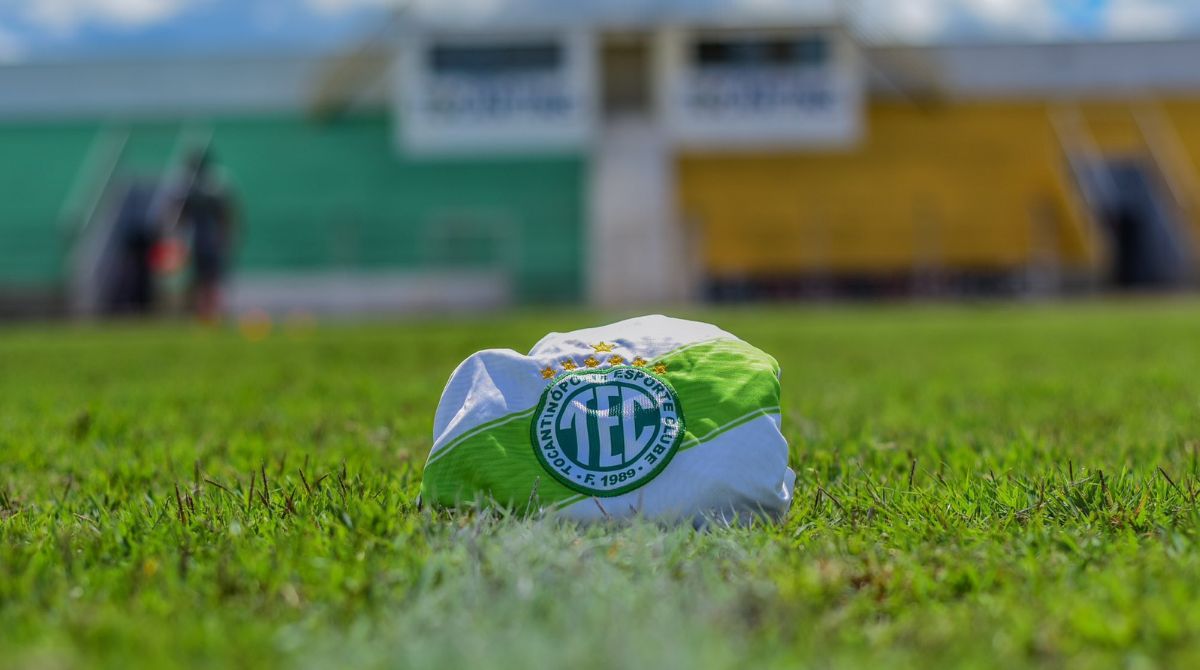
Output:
[166,148,240,322]
[106,180,161,315]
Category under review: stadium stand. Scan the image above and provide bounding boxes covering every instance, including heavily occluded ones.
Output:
[3,5,1200,314]
[0,114,585,314]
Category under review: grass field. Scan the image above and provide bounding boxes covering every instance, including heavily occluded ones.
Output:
[3,302,1200,669]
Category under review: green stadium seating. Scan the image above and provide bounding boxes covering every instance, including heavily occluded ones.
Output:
[0,113,585,304]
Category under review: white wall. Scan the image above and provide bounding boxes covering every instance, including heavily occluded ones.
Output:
[868,40,1200,99]
[657,25,863,149]
[0,54,382,119]
[395,29,596,154]
[4,37,1198,122]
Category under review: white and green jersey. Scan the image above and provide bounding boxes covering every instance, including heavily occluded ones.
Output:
[422,315,796,525]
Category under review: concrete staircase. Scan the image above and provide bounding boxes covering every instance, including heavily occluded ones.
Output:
[588,116,694,306]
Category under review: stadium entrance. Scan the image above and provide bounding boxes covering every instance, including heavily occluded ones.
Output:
[601,33,652,119]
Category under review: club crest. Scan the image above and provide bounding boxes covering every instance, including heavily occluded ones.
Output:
[530,366,684,497]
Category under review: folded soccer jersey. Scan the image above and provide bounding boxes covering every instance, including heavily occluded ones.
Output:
[421,315,796,525]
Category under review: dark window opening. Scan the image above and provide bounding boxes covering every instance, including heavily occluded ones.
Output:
[430,43,563,76]
[693,36,828,68]
[602,36,652,117]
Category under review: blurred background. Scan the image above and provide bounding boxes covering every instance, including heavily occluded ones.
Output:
[1,0,1199,320]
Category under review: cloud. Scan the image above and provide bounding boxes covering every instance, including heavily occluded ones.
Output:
[17,0,198,34]
[304,0,398,16]
[853,0,950,42]
[854,0,1200,42]
[1103,0,1200,39]
[0,22,24,61]
[2,0,1199,59]
[968,0,1063,37]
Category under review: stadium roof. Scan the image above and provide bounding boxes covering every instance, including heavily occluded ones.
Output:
[5,37,1200,120]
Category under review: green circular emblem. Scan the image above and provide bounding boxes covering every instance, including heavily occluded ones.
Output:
[530,365,685,497]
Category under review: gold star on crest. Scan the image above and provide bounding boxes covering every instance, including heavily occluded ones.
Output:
[561,359,577,371]
[541,366,556,379]
[592,342,615,353]
[583,355,601,368]
[608,355,625,366]
[653,363,668,375]
[631,357,648,367]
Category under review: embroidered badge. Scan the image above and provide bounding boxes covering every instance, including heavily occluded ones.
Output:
[530,366,684,497]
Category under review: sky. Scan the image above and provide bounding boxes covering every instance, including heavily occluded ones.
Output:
[0,0,1199,63]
